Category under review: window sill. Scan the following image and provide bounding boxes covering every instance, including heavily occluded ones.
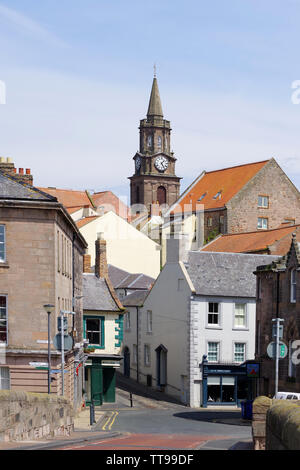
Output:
[0,262,9,269]
[232,327,249,331]
[206,325,222,330]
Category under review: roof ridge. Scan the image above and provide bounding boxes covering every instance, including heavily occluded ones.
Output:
[205,159,270,175]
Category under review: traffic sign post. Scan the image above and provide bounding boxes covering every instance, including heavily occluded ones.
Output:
[271,318,285,397]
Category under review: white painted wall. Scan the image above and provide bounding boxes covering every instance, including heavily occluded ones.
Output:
[79,211,160,278]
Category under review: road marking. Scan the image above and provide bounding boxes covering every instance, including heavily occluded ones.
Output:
[108,411,119,430]
[102,411,119,431]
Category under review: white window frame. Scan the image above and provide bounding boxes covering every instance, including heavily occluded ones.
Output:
[0,367,10,390]
[207,342,220,363]
[144,344,151,366]
[207,302,221,328]
[258,195,269,208]
[146,311,152,334]
[257,217,268,230]
[0,295,8,345]
[0,225,6,263]
[233,303,247,329]
[234,343,246,363]
[290,269,297,303]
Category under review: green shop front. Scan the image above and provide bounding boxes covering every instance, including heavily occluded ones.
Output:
[84,355,123,405]
[201,356,260,407]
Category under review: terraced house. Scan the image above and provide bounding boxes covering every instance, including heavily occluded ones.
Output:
[0,161,87,409]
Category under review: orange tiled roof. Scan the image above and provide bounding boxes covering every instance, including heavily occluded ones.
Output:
[201,224,300,255]
[76,216,99,228]
[38,187,93,210]
[91,191,130,221]
[172,160,270,214]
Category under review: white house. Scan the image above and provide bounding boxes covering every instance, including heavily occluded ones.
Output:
[122,238,278,407]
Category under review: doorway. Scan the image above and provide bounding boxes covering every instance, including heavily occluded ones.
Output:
[156,344,168,389]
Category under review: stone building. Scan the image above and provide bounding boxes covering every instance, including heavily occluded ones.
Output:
[129,75,181,213]
[255,234,300,397]
[0,166,87,409]
[159,158,300,265]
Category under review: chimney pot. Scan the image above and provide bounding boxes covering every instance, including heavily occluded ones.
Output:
[26,169,31,175]
[19,168,24,175]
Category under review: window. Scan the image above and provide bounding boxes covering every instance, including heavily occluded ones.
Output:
[144,344,151,366]
[208,303,220,326]
[258,195,269,208]
[234,303,247,328]
[0,225,5,262]
[208,342,219,362]
[258,217,268,229]
[147,310,152,334]
[125,312,131,330]
[213,190,222,200]
[0,367,10,390]
[84,317,104,348]
[198,193,206,202]
[234,343,246,363]
[291,269,297,303]
[0,296,7,344]
[147,135,152,147]
[158,136,162,148]
[207,217,213,227]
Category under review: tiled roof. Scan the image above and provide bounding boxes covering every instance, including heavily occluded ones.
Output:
[38,187,93,209]
[76,216,99,228]
[186,251,279,297]
[171,160,269,214]
[201,225,300,255]
[92,191,130,221]
[0,172,57,201]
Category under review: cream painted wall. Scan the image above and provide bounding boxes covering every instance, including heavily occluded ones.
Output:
[79,211,160,278]
[83,311,122,356]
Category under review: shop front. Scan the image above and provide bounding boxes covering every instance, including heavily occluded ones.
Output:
[201,357,259,408]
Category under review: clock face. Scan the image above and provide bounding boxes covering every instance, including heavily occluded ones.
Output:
[155,156,169,172]
[135,156,141,171]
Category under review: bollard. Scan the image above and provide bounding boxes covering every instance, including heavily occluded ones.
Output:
[130,392,133,408]
[90,400,95,425]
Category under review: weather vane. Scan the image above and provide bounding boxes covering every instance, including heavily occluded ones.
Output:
[154,63,157,78]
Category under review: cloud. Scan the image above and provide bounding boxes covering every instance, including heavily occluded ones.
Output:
[0,3,68,48]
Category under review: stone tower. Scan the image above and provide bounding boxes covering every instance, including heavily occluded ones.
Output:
[129,75,181,212]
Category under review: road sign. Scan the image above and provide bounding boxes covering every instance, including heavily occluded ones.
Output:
[53,334,73,352]
[267,341,288,359]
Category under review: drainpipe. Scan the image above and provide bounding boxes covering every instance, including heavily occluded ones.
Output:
[136,306,139,383]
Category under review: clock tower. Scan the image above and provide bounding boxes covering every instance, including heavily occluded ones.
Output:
[129,75,181,212]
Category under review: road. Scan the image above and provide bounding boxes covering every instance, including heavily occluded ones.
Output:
[59,408,252,451]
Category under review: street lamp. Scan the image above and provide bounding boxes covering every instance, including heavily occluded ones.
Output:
[43,304,55,394]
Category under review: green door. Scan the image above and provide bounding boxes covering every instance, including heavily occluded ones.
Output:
[91,358,103,406]
[103,368,116,403]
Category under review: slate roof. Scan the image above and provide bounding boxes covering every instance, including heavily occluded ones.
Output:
[186,251,280,298]
[122,290,149,307]
[108,264,155,290]
[0,172,57,201]
[83,274,121,312]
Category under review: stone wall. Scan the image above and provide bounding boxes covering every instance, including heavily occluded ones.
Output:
[0,390,74,442]
[252,396,300,450]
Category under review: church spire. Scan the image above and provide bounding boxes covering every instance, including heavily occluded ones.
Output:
[147,75,163,119]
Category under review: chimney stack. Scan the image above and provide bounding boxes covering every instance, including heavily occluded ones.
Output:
[95,233,108,278]
[83,251,92,273]
[0,158,33,185]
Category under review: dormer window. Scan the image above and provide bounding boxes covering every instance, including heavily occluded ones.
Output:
[198,193,207,202]
[291,269,297,303]
[213,190,222,200]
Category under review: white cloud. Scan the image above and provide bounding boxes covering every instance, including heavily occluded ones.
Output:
[0,3,68,48]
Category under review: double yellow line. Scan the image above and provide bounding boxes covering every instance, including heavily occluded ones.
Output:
[102,411,119,431]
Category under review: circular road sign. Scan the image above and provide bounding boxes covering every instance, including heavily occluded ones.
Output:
[267,341,288,359]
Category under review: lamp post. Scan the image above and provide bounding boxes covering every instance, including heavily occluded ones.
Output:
[43,304,55,394]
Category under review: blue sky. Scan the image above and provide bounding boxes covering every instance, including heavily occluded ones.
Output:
[0,0,300,202]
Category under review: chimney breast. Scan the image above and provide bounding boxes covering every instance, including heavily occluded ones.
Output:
[95,233,108,278]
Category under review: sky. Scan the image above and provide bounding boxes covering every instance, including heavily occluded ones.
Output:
[1,0,300,204]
